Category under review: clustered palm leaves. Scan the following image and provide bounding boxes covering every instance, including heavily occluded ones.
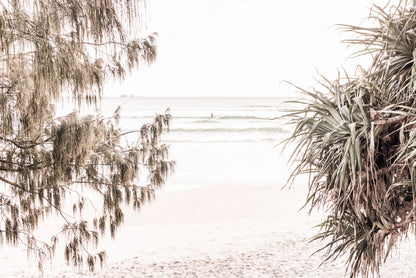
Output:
[284,1,416,277]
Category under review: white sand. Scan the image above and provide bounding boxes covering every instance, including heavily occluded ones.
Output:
[1,184,416,277]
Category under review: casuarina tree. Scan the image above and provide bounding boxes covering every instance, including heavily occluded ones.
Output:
[0,0,173,272]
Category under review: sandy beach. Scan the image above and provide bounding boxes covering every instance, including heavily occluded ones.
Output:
[2,183,416,277]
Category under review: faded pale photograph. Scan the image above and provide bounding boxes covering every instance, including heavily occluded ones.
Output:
[1,0,416,277]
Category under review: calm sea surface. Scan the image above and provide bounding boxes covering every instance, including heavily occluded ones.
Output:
[97,97,293,191]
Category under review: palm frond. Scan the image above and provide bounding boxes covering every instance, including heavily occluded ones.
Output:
[283,3,416,275]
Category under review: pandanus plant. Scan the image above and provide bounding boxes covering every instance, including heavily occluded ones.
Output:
[284,1,416,276]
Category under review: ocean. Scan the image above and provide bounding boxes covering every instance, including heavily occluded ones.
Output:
[98,97,293,191]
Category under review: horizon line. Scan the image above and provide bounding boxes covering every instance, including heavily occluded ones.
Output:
[104,95,287,98]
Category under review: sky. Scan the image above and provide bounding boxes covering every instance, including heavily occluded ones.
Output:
[105,0,399,97]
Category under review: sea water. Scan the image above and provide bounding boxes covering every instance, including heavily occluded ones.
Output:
[98,97,294,191]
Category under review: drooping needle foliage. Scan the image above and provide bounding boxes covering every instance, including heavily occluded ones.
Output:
[284,1,416,277]
[0,0,173,272]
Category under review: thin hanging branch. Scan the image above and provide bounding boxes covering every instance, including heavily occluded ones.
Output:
[0,0,173,273]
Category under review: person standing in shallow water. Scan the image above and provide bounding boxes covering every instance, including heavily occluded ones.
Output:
[210,113,214,119]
